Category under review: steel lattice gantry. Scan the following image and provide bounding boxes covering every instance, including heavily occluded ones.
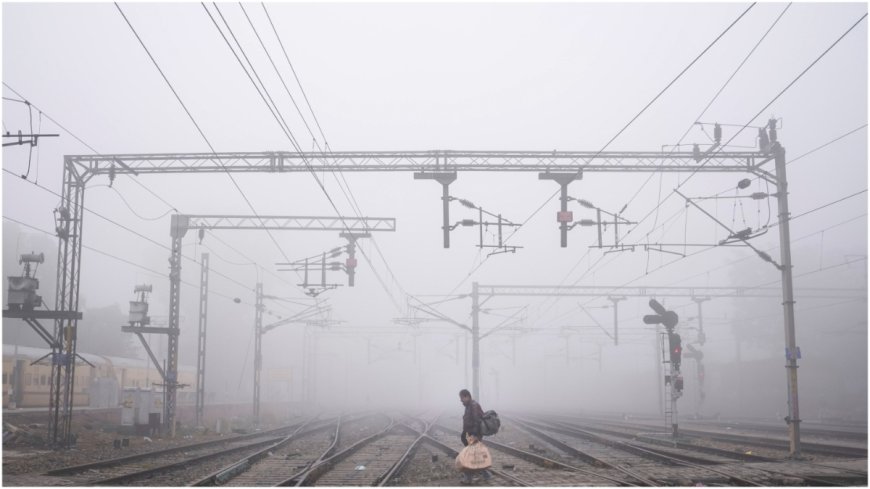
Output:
[54,147,793,450]
[161,213,395,434]
[468,282,865,400]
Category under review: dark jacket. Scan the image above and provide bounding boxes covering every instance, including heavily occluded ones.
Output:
[462,399,484,436]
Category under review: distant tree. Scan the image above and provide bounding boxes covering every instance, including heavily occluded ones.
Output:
[3,222,138,358]
[76,303,139,357]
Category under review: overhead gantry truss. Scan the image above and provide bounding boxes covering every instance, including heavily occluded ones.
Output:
[68,150,772,175]
[477,285,867,299]
[50,146,778,449]
[184,215,396,232]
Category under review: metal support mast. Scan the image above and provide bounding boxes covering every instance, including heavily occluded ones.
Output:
[773,139,801,456]
[691,297,709,346]
[56,145,812,451]
[3,253,83,448]
[539,173,581,247]
[414,172,457,248]
[195,253,209,427]
[166,215,187,437]
[608,296,626,346]
[253,283,264,426]
[253,297,327,424]
[339,232,371,286]
[52,158,86,448]
[471,282,480,400]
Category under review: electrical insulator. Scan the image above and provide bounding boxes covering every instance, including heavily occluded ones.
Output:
[713,123,722,144]
[737,178,752,190]
[750,192,768,200]
[692,144,701,163]
[768,119,778,143]
[733,228,752,240]
[758,127,769,152]
[198,228,205,244]
[461,219,476,227]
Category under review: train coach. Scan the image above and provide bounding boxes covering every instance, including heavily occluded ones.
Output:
[2,344,196,409]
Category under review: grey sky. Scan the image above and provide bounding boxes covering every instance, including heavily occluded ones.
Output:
[2,2,867,412]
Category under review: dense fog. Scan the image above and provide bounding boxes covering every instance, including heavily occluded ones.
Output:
[2,3,866,428]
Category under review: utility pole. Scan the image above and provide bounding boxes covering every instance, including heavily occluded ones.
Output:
[166,215,187,436]
[538,173,582,247]
[57,146,825,450]
[253,293,326,426]
[773,138,801,456]
[608,296,626,346]
[471,282,480,400]
[195,253,209,428]
[253,283,264,426]
[2,253,83,447]
[691,297,709,346]
[414,171,457,248]
[339,232,370,286]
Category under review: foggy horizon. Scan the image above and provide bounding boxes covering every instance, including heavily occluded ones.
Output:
[2,2,866,426]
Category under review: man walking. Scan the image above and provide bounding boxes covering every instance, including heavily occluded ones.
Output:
[459,389,493,483]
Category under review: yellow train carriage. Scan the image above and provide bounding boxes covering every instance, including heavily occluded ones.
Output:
[3,344,196,409]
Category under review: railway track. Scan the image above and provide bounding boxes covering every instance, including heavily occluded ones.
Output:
[191,417,342,486]
[42,422,309,485]
[427,420,638,486]
[193,413,392,486]
[24,411,866,486]
[555,415,868,459]
[681,418,868,443]
[523,417,774,486]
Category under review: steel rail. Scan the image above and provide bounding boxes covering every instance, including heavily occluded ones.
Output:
[533,419,767,486]
[376,426,428,486]
[419,436,531,487]
[43,423,302,476]
[581,420,783,463]
[590,418,868,459]
[431,421,638,486]
[84,434,289,485]
[751,465,866,487]
[285,417,397,486]
[510,416,658,486]
[189,416,338,486]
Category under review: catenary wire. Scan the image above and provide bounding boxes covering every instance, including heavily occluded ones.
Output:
[115,2,295,267]
[0,85,312,306]
[203,2,405,312]
[443,4,757,296]
[2,82,179,213]
[2,215,255,306]
[557,14,869,308]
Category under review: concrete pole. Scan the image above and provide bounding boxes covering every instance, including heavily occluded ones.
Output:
[773,140,801,456]
[253,283,263,426]
[471,282,480,400]
[608,296,625,346]
[692,297,709,346]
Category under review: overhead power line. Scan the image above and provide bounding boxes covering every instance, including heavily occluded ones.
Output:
[1,84,306,304]
[260,3,329,148]
[202,2,407,312]
[2,215,254,307]
[569,12,869,299]
[114,2,295,267]
[444,4,757,296]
